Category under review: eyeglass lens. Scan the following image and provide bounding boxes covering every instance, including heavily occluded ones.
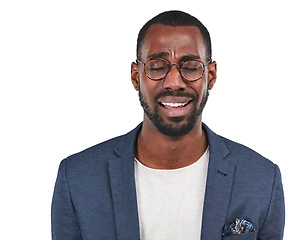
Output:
[145,59,204,81]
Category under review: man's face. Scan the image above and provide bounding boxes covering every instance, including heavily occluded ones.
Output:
[131,24,216,137]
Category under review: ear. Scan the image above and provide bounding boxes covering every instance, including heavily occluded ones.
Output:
[131,62,140,91]
[207,61,217,90]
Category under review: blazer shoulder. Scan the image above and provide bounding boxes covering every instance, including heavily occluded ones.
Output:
[219,135,277,173]
[64,134,123,166]
[63,123,142,167]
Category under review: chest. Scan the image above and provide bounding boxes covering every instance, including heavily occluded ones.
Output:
[134,151,209,240]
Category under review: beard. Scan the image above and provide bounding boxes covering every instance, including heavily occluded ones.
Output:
[139,87,209,137]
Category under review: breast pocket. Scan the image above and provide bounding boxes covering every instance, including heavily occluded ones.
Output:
[222,231,257,240]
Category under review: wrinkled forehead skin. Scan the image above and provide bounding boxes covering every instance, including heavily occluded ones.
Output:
[140,24,207,62]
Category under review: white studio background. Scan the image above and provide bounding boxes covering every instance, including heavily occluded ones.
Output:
[0,0,299,239]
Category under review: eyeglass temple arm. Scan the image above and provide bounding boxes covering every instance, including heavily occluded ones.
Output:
[205,59,212,66]
[136,59,144,64]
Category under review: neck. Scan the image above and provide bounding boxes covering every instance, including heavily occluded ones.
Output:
[135,119,208,169]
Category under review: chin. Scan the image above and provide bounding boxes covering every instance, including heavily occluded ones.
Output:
[152,115,200,137]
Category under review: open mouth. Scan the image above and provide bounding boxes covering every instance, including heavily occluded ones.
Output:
[160,100,191,108]
[158,99,193,118]
[156,95,194,118]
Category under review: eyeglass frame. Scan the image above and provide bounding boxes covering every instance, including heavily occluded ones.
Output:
[136,58,212,82]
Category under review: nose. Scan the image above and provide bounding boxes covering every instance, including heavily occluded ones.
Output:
[162,65,187,91]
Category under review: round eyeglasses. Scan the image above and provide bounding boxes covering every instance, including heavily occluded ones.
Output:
[137,58,211,82]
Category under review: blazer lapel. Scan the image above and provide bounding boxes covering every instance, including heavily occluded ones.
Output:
[201,124,235,240]
[109,124,142,240]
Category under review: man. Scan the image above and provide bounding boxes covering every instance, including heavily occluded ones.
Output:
[51,10,285,240]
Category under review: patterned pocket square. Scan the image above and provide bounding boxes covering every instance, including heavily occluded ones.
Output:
[223,218,256,236]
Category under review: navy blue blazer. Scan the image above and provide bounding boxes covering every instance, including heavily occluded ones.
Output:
[51,123,285,240]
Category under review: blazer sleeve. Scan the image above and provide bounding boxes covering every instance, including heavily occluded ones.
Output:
[51,159,82,240]
[258,164,285,240]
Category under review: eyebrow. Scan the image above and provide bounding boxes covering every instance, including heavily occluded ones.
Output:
[180,54,200,61]
[146,52,201,62]
[147,52,169,59]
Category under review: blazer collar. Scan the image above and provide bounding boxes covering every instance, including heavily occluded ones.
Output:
[114,123,143,157]
[110,122,234,240]
[114,122,229,158]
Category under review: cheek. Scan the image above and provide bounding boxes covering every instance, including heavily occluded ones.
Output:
[200,83,208,98]
[192,80,208,103]
[139,75,159,103]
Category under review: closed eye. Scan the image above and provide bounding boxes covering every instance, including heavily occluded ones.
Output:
[150,67,167,71]
[182,67,198,71]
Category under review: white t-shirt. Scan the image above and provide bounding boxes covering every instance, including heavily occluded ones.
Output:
[134,147,209,240]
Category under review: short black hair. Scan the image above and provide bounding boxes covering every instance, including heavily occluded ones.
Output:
[136,10,212,61]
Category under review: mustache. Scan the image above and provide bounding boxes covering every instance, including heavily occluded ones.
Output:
[154,90,196,102]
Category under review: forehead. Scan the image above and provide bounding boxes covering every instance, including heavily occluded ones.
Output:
[141,24,205,61]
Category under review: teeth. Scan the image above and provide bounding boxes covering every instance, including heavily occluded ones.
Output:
[161,102,189,107]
